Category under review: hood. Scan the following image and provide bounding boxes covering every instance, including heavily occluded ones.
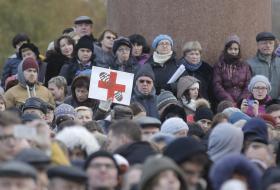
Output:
[177,75,200,99]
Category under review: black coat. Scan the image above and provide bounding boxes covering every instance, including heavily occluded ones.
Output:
[146,52,179,95]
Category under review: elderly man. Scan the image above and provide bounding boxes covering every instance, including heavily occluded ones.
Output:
[247,32,280,99]
[131,64,159,118]
[74,16,95,39]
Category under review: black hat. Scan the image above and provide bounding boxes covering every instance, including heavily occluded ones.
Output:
[194,106,213,121]
[47,165,87,184]
[163,137,206,164]
[84,150,119,172]
[75,35,94,52]
[19,43,40,59]
[12,33,30,48]
[0,161,37,180]
[256,32,276,42]
[74,16,93,25]
[15,148,51,169]
[112,37,132,55]
[133,116,161,129]
[135,64,155,82]
[22,97,48,114]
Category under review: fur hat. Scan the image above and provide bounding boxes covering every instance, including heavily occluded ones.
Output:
[161,117,189,135]
[248,75,271,93]
[177,75,200,99]
[112,37,132,55]
[152,34,173,49]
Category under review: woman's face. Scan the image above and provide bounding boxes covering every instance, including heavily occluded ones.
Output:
[156,40,172,55]
[132,43,143,57]
[252,81,268,100]
[227,42,239,56]
[59,38,74,58]
[184,50,201,64]
[153,170,181,190]
[188,82,199,100]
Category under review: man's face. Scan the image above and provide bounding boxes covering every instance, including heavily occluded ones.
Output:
[0,126,18,162]
[270,110,280,128]
[197,119,212,133]
[116,45,130,63]
[180,162,203,189]
[101,32,116,51]
[141,126,159,141]
[77,110,93,125]
[136,76,154,95]
[257,40,275,55]
[77,48,92,63]
[49,178,85,190]
[86,157,118,190]
[48,83,65,102]
[106,131,123,152]
[75,23,92,37]
[21,49,37,60]
[75,87,89,103]
[156,40,172,55]
[23,68,38,84]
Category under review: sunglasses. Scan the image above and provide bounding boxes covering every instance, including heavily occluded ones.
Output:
[139,79,152,84]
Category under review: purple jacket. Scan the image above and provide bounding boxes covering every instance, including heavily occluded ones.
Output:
[213,58,251,103]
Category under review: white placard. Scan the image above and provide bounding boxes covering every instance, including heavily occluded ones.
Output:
[89,66,134,105]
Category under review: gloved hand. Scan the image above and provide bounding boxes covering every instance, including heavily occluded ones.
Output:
[98,99,113,112]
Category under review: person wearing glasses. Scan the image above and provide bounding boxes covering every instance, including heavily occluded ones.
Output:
[111,37,139,74]
[132,64,159,118]
[240,75,272,117]
[247,32,280,99]
[146,34,178,95]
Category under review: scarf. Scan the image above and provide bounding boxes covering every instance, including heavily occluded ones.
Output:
[181,97,196,111]
[183,58,202,71]
[153,51,173,66]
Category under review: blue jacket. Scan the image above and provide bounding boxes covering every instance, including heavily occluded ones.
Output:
[1,53,22,87]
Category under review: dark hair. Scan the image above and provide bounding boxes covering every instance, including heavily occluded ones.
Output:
[84,120,104,134]
[0,111,21,127]
[185,152,209,166]
[72,76,90,90]
[62,27,74,34]
[98,29,118,42]
[12,33,30,48]
[54,35,75,56]
[19,43,40,59]
[183,89,201,104]
[216,100,234,113]
[211,113,228,128]
[109,120,142,142]
[223,41,241,62]
[266,104,280,113]
[129,34,150,54]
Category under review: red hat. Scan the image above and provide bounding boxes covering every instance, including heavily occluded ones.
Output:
[22,57,39,72]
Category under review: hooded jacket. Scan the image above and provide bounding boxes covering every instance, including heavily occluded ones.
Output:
[4,60,54,108]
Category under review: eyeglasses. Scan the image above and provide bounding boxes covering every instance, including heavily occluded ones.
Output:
[253,86,267,91]
[139,79,153,84]
[105,36,116,40]
[117,47,130,53]
[89,163,116,170]
[158,41,171,47]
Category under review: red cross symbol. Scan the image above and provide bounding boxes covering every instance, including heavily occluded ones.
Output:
[98,71,126,100]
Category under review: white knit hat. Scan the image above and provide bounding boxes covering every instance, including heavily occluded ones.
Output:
[161,117,188,135]
[248,75,271,93]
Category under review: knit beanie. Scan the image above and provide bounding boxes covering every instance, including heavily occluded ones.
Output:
[160,117,189,135]
[248,75,271,93]
[152,34,173,49]
[157,90,178,111]
[19,43,40,59]
[75,35,94,52]
[54,104,76,121]
[225,34,240,46]
[84,150,119,172]
[163,137,206,164]
[22,57,39,72]
[135,64,155,82]
[112,37,132,55]
[194,106,213,121]
[242,118,268,144]
[177,75,200,99]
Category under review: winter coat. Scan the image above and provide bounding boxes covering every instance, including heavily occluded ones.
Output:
[247,51,280,99]
[177,58,213,100]
[131,87,159,118]
[94,44,114,68]
[135,53,150,65]
[213,57,251,103]
[44,50,72,85]
[4,60,54,108]
[110,57,139,74]
[243,94,271,117]
[1,53,21,87]
[146,52,179,95]
[37,60,47,84]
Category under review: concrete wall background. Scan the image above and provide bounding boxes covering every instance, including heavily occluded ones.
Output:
[107,0,271,65]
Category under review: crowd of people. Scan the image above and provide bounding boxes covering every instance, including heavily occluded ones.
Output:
[1,15,280,190]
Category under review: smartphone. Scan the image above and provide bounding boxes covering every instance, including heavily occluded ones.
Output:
[13,125,37,140]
